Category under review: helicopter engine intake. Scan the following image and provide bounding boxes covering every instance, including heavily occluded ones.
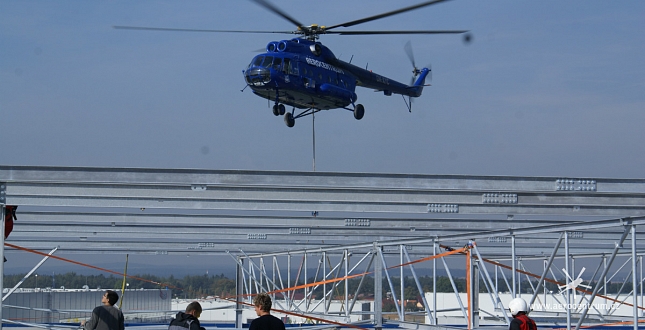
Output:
[266,42,278,52]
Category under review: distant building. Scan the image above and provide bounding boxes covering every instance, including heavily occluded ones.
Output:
[2,288,171,324]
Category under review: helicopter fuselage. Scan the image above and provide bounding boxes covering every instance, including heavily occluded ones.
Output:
[243,38,428,111]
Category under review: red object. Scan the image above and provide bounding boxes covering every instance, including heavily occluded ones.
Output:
[514,314,537,330]
[4,205,17,239]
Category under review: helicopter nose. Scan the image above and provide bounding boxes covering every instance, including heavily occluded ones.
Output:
[245,67,271,86]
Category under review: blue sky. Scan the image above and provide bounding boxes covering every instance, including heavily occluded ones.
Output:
[2,1,644,178]
[1,1,644,275]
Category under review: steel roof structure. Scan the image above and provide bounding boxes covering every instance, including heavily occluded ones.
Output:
[1,165,644,329]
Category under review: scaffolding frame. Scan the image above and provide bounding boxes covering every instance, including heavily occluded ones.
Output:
[1,165,644,329]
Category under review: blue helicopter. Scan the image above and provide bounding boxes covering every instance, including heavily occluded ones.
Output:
[115,0,469,127]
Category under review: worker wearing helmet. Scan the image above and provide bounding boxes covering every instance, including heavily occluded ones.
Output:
[508,297,536,330]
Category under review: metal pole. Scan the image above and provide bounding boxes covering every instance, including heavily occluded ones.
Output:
[638,256,645,316]
[374,245,383,329]
[235,257,244,329]
[349,252,375,313]
[403,248,434,323]
[632,225,638,330]
[288,253,291,309]
[345,249,350,322]
[575,224,631,330]
[304,252,308,311]
[323,251,327,314]
[603,255,608,316]
[529,233,564,308]
[436,245,468,321]
[432,240,437,325]
[272,256,276,303]
[1,204,5,325]
[379,249,402,318]
[511,235,516,297]
[472,245,510,323]
[400,245,404,321]
[3,247,59,301]
[565,231,571,330]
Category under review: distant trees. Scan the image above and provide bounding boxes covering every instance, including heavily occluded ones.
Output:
[3,273,633,300]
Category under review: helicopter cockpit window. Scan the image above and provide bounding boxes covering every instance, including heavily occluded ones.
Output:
[261,56,273,68]
[273,57,282,70]
[252,56,263,67]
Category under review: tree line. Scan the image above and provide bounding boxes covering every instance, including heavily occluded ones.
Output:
[3,272,632,302]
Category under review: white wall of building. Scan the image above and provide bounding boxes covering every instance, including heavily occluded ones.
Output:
[424,292,640,326]
[172,298,373,324]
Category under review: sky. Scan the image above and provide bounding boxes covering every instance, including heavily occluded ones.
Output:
[1,0,645,277]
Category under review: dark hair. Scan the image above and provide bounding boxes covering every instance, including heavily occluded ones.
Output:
[186,301,202,314]
[105,290,119,306]
[253,293,272,312]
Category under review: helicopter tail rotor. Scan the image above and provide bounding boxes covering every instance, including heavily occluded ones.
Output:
[404,41,431,86]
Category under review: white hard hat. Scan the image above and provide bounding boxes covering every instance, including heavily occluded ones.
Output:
[508,297,528,316]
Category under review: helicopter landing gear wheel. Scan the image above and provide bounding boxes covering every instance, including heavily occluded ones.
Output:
[272,104,280,116]
[284,112,295,127]
[354,104,365,120]
[278,104,286,115]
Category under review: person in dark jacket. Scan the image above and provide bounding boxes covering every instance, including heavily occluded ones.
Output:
[82,290,125,330]
[249,293,285,330]
[169,301,205,330]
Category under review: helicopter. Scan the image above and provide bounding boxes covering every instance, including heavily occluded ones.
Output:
[115,0,469,127]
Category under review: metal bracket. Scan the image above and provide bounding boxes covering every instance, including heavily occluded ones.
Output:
[0,182,5,204]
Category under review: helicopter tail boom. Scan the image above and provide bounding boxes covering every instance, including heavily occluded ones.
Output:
[407,67,431,97]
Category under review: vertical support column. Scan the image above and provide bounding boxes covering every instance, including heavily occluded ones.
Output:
[287,253,291,309]
[235,257,244,329]
[495,265,499,309]
[304,252,308,311]
[575,225,631,330]
[564,231,571,330]
[511,235,516,297]
[272,256,276,303]
[432,240,437,325]
[344,249,350,323]
[631,225,638,330]
[374,244,383,330]
[1,201,5,326]
[323,251,327,313]
[603,255,608,316]
[400,245,404,321]
[638,256,645,316]
[543,260,548,309]
[469,256,479,328]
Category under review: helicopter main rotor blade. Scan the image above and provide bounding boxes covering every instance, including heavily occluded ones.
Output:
[327,30,468,35]
[404,40,417,70]
[251,0,306,30]
[113,26,295,34]
[325,0,452,30]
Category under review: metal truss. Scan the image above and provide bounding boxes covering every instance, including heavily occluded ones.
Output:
[1,165,644,329]
[232,218,644,330]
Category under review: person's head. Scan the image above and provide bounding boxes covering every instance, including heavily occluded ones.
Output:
[508,297,529,316]
[186,301,202,318]
[103,290,119,306]
[253,293,272,315]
